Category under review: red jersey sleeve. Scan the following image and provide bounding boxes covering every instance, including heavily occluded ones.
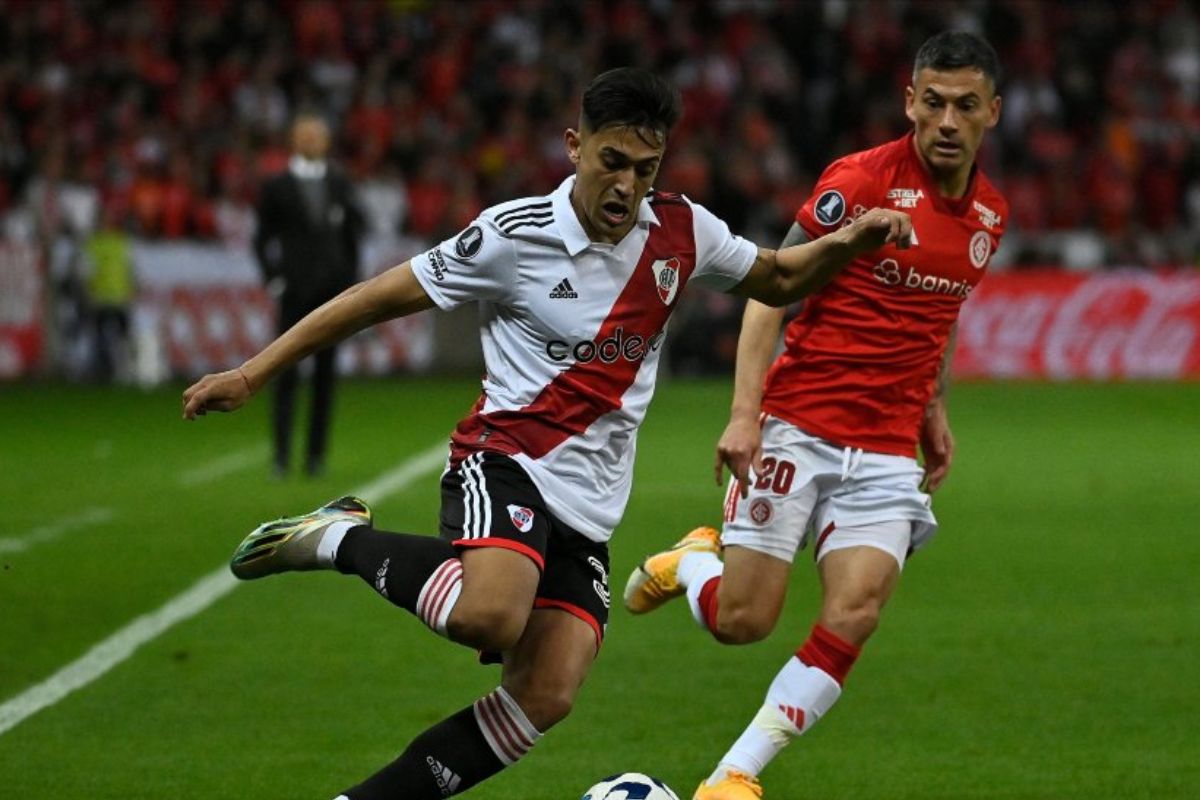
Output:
[795,158,878,241]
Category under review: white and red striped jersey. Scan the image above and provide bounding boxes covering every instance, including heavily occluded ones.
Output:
[411,176,757,541]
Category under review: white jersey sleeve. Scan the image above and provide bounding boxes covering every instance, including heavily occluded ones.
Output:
[410,218,517,310]
[687,199,758,291]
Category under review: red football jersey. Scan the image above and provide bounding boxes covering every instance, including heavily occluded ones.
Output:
[762,132,1008,457]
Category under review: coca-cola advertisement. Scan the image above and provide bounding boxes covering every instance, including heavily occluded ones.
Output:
[955,271,1200,380]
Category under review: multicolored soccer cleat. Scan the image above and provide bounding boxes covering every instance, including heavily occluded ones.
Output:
[229,496,372,580]
[693,770,763,800]
[623,526,720,614]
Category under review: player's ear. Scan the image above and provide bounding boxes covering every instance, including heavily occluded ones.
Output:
[564,128,582,165]
[904,85,917,124]
[986,93,1002,129]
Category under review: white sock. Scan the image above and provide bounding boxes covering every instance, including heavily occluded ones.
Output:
[677,549,721,587]
[707,704,792,784]
[315,520,358,567]
[708,656,842,782]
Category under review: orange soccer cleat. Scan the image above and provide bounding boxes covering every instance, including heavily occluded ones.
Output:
[622,526,720,614]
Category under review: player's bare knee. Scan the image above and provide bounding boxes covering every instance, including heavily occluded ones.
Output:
[823,598,883,643]
[507,684,575,731]
[713,604,775,644]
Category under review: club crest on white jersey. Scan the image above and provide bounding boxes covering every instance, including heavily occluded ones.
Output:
[651,257,681,305]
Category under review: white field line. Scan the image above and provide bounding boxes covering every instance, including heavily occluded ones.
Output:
[0,440,448,738]
[349,440,446,500]
[177,444,269,487]
[0,508,115,554]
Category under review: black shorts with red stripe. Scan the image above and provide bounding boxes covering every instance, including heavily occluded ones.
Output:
[438,451,611,652]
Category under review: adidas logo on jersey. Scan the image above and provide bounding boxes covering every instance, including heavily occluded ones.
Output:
[549,278,578,299]
[425,756,462,796]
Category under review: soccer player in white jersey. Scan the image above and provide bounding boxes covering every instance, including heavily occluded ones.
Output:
[182,68,911,800]
[624,33,1006,800]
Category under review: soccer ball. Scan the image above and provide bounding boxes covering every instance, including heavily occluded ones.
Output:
[582,772,681,800]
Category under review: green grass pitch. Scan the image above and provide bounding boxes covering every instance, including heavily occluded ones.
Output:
[1,378,1197,798]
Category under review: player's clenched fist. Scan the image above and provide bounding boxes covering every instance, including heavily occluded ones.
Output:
[844,207,912,252]
[182,368,255,420]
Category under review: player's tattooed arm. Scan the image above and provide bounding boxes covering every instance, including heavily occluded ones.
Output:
[777,222,809,314]
[921,324,957,492]
[932,323,957,402]
[183,262,435,419]
[779,222,810,249]
[734,209,911,305]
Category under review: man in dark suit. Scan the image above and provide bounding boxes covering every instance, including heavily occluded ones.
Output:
[254,113,364,477]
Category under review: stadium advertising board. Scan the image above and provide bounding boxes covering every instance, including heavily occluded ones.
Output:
[0,241,43,378]
[132,239,433,379]
[956,271,1200,379]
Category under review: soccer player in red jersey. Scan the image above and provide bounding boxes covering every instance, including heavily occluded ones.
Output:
[625,32,1008,800]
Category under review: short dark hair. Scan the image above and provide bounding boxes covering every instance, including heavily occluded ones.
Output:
[913,31,1002,90]
[580,67,682,140]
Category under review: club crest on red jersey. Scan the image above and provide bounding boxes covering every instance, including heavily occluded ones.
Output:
[969,231,992,269]
[651,257,681,305]
[507,504,535,533]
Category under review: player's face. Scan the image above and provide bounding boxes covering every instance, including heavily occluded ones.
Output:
[905,67,1000,191]
[565,124,665,244]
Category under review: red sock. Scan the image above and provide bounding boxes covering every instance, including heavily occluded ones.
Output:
[796,624,861,685]
[698,576,721,633]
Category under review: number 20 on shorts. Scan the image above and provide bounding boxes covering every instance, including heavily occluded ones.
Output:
[754,457,796,494]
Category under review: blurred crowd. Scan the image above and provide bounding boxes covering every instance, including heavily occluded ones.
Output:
[3,0,1200,270]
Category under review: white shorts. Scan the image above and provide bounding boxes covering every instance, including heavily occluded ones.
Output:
[720,416,938,568]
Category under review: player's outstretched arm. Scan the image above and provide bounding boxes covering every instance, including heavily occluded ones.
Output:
[182,261,435,420]
[733,208,911,306]
[716,298,787,496]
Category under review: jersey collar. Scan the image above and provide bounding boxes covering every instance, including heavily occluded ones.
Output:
[552,176,660,257]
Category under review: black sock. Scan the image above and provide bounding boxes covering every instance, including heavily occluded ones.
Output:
[342,704,509,799]
[334,527,458,615]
